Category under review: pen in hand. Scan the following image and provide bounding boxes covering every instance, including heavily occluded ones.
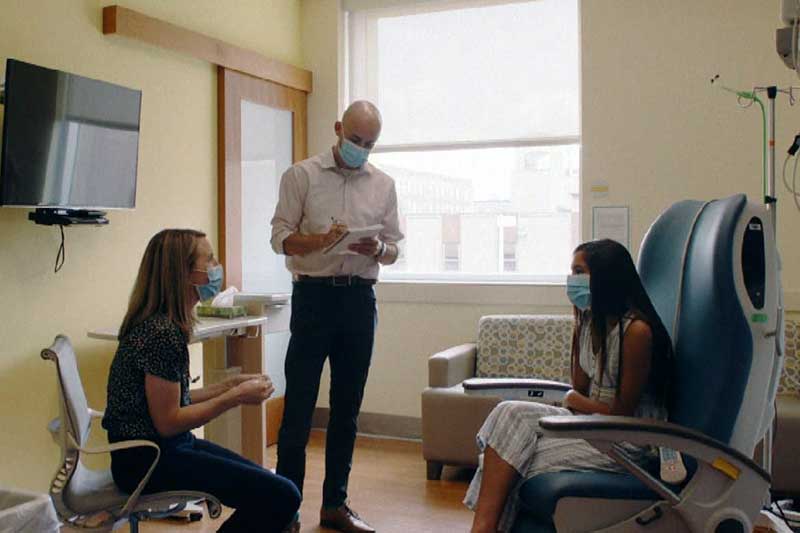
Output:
[322,218,348,251]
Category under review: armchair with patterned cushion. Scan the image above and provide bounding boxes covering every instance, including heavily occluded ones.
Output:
[421,314,573,480]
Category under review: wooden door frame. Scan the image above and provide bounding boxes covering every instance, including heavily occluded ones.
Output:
[217,67,307,285]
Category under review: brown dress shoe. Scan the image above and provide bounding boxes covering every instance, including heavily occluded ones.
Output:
[320,504,375,533]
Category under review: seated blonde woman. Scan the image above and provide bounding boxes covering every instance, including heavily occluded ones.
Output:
[102,229,301,533]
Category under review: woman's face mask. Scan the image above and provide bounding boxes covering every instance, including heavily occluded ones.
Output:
[339,137,371,168]
[194,264,224,302]
[566,274,591,310]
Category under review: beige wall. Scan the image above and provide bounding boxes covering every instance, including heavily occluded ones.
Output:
[0,0,302,491]
[301,0,344,156]
[581,0,800,299]
[303,0,800,420]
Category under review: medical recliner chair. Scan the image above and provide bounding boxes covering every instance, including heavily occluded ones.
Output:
[511,194,783,532]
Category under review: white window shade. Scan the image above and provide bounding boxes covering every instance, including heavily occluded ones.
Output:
[348,0,580,146]
[346,0,581,283]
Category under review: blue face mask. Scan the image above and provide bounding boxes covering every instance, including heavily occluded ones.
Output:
[339,137,370,168]
[195,264,224,302]
[566,274,591,310]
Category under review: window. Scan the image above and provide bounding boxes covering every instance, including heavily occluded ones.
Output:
[346,0,580,282]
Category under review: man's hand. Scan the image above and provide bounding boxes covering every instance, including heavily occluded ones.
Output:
[320,223,348,250]
[348,236,381,257]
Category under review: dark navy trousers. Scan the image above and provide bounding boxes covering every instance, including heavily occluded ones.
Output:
[111,432,300,533]
[276,282,377,508]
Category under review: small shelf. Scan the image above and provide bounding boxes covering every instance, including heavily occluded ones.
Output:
[28,208,108,226]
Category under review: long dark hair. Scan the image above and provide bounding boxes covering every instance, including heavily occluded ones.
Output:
[572,239,672,404]
[119,229,206,341]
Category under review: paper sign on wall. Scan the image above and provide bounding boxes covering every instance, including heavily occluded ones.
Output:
[592,206,630,249]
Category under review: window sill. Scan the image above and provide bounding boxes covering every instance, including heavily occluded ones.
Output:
[373,282,800,312]
[375,279,572,308]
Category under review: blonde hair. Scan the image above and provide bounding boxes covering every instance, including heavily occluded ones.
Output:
[119,229,206,340]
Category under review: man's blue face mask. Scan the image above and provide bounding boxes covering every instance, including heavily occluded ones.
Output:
[566,274,591,310]
[339,137,371,168]
[195,264,224,302]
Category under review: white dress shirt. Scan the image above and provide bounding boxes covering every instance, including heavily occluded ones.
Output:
[271,148,404,279]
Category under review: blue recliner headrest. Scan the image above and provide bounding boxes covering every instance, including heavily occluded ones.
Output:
[638,199,706,343]
[638,194,752,445]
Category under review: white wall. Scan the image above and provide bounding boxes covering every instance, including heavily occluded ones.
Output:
[302,0,800,420]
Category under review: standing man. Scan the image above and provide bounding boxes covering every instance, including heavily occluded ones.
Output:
[270,101,403,533]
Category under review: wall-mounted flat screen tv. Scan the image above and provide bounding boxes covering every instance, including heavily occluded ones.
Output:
[0,58,141,210]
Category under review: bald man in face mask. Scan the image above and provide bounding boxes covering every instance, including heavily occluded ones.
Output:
[270,101,404,533]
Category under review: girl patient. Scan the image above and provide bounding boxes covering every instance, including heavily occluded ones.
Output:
[465,239,672,533]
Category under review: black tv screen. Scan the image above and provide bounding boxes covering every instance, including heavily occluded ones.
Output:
[0,59,141,209]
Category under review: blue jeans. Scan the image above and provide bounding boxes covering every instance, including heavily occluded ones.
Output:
[110,432,300,533]
[276,282,377,507]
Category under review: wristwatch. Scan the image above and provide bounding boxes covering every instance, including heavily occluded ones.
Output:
[374,240,387,259]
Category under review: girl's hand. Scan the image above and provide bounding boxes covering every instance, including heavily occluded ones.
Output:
[563,389,585,414]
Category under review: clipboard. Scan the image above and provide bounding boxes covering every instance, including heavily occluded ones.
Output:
[322,224,384,255]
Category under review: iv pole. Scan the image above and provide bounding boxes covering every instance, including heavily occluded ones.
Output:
[764,86,777,478]
[713,78,787,498]
[767,86,778,237]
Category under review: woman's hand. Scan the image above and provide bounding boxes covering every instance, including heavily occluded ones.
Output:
[233,377,275,405]
[223,373,270,391]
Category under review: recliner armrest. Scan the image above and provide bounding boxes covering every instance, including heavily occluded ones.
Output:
[428,343,477,387]
[538,415,770,483]
[463,377,570,403]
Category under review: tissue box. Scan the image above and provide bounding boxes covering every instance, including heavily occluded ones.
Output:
[196,304,247,319]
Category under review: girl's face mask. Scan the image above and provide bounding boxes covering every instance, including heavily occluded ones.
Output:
[566,274,591,310]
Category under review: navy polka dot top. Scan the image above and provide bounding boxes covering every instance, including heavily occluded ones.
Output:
[102,314,192,442]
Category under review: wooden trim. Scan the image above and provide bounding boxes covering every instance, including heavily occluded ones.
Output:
[102,5,313,93]
[312,407,422,440]
[227,334,267,466]
[266,396,285,446]
[219,68,307,289]
[216,66,227,270]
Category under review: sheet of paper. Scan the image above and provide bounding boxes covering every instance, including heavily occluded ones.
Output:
[322,224,384,255]
[592,206,630,249]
